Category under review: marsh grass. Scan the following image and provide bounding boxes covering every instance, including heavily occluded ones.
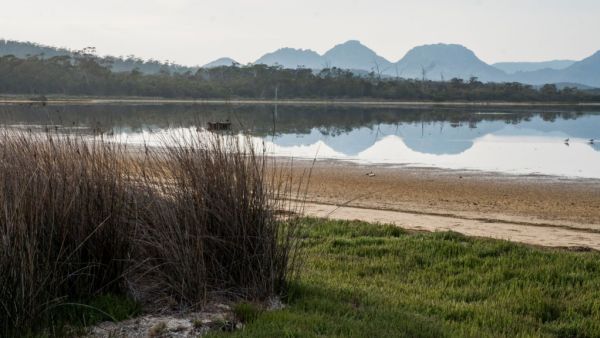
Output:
[0,130,302,336]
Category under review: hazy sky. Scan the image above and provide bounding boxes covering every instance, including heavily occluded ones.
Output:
[2,0,599,66]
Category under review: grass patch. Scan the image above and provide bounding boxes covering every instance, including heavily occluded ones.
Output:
[209,218,600,337]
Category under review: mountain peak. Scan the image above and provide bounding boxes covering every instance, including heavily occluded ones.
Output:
[326,40,373,53]
[324,40,391,71]
[339,40,364,46]
[255,47,323,69]
[203,57,238,68]
[404,44,477,59]
[587,50,600,60]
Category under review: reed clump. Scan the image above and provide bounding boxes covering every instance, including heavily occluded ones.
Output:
[130,133,302,308]
[0,130,301,336]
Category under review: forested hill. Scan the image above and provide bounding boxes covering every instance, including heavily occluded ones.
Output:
[0,39,197,75]
[0,39,73,58]
[1,53,599,102]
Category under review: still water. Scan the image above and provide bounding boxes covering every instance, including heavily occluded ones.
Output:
[1,104,599,178]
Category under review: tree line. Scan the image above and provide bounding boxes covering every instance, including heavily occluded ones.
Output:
[1,53,599,102]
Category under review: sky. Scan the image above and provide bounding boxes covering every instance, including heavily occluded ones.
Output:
[1,0,599,66]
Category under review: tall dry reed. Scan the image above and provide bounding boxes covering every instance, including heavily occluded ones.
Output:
[0,131,137,335]
[0,129,302,335]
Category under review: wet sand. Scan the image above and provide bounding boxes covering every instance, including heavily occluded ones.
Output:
[287,160,600,249]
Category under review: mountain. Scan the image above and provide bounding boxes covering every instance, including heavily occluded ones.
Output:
[203,57,238,68]
[394,44,507,82]
[493,60,575,74]
[255,48,324,69]
[323,40,392,73]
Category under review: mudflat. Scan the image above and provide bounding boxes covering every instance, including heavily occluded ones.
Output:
[285,159,600,249]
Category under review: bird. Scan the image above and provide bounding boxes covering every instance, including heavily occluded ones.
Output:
[564,138,570,143]
[366,171,376,177]
[589,139,595,145]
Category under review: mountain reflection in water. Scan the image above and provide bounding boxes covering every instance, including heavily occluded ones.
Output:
[1,104,599,178]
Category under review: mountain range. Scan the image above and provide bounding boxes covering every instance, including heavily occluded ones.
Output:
[2,39,599,88]
[205,40,600,87]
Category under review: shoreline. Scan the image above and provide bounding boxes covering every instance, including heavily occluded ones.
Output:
[287,159,600,249]
[1,96,600,108]
[277,156,600,182]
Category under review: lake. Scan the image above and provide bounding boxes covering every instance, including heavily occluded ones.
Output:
[1,103,599,179]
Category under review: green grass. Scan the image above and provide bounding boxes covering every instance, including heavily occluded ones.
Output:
[209,218,600,338]
[233,302,263,324]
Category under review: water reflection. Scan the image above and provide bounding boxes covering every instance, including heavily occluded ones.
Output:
[261,114,600,178]
[1,104,599,178]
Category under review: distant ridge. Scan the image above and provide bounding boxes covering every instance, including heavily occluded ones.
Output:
[511,51,600,87]
[493,60,576,74]
[555,51,600,87]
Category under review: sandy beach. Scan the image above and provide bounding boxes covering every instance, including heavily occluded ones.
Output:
[288,160,600,250]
